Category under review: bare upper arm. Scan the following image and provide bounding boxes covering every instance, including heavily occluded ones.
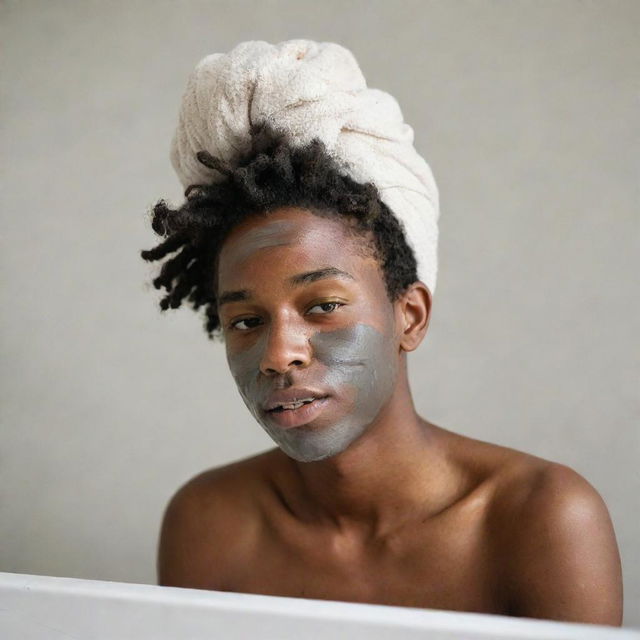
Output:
[156,469,257,590]
[157,476,215,589]
[504,463,623,625]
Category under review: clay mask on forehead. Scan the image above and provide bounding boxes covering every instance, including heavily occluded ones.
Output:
[219,211,367,279]
[224,219,299,265]
[227,322,398,462]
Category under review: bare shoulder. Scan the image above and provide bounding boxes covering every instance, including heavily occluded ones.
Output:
[157,449,279,590]
[489,451,623,624]
[438,428,623,624]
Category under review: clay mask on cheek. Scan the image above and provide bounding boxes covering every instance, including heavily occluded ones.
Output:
[226,322,398,462]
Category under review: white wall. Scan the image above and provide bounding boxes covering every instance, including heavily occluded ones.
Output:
[1,0,638,627]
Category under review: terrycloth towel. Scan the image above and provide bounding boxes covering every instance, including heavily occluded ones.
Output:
[170,39,440,295]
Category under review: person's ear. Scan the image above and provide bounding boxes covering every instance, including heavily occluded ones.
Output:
[396,281,432,352]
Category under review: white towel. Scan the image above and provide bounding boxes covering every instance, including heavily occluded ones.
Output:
[170,39,440,295]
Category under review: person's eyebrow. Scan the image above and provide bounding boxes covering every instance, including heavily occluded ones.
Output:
[218,289,250,307]
[288,267,355,286]
[217,267,355,308]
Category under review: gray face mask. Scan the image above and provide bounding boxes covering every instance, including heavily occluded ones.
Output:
[226,322,399,462]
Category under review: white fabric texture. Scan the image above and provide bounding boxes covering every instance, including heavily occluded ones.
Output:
[170,39,440,294]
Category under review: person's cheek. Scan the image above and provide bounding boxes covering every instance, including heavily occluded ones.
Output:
[311,322,397,426]
[226,333,268,418]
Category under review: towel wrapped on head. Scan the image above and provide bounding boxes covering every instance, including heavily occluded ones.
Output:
[170,39,440,295]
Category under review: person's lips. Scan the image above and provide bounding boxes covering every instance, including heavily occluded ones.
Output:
[263,387,329,412]
[264,396,331,429]
[262,387,331,429]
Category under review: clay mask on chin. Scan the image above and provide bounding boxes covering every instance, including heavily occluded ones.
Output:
[227,322,398,462]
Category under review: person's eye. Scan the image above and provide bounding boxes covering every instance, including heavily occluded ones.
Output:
[306,301,345,315]
[229,316,263,331]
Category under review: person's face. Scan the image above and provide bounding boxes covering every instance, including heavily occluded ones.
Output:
[216,206,403,462]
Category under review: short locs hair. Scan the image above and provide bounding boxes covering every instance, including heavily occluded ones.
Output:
[140,124,418,339]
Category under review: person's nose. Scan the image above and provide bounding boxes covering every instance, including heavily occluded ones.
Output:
[259,316,312,376]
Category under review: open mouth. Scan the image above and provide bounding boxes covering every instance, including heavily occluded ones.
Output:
[268,397,323,413]
[264,396,331,429]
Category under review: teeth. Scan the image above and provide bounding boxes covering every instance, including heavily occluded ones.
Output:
[277,397,315,411]
[282,403,302,410]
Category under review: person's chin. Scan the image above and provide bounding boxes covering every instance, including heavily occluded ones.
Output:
[278,434,350,463]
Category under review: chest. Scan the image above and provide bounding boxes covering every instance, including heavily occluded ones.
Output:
[222,512,505,614]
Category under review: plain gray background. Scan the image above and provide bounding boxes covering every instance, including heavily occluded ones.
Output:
[1,0,638,627]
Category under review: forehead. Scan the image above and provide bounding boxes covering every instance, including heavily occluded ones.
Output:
[217,207,377,287]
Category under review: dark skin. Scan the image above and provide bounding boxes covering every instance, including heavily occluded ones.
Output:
[157,207,623,624]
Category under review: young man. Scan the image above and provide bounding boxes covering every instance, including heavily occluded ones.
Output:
[142,40,623,624]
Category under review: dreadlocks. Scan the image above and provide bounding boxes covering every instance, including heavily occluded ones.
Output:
[141,125,418,339]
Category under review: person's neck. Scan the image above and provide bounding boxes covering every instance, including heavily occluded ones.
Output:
[283,378,461,539]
